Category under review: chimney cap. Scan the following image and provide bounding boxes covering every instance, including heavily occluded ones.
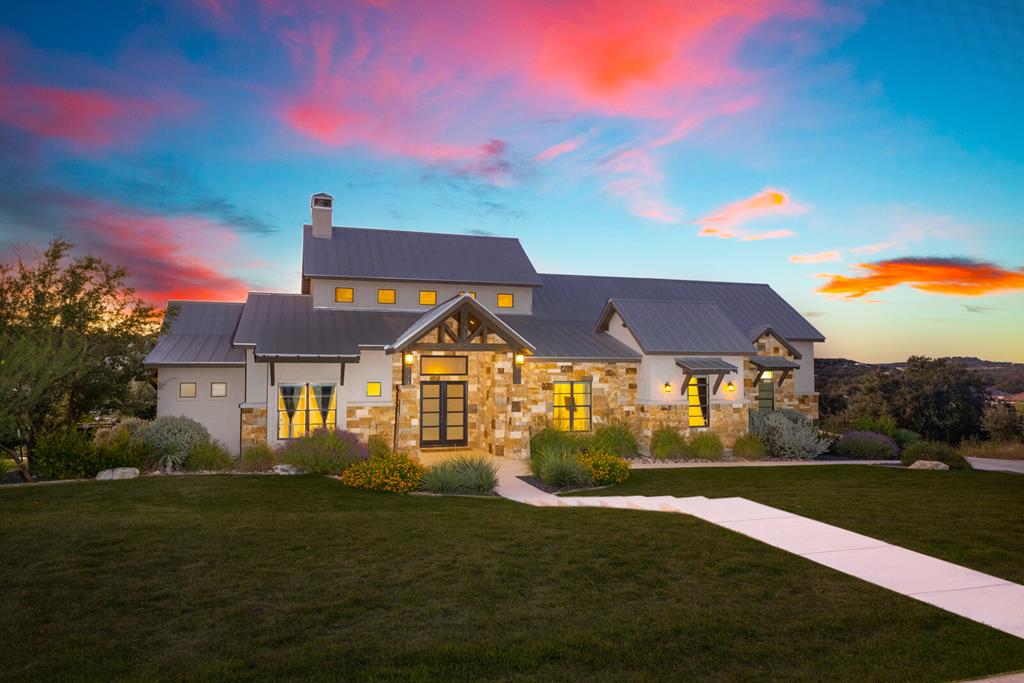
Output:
[311,192,333,209]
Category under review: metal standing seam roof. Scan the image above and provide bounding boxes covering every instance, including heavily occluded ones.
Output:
[144,301,246,366]
[301,225,543,286]
[748,355,801,370]
[674,357,739,373]
[596,299,756,355]
[502,316,641,361]
[534,273,825,342]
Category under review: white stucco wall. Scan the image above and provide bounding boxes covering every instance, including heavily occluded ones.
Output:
[156,366,245,455]
[310,278,533,314]
[792,340,816,394]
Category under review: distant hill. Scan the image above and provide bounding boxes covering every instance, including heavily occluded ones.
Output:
[816,357,1024,395]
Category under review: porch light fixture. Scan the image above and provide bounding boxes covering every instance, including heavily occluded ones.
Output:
[726,381,736,393]
[514,353,525,365]
[403,352,414,365]
[663,382,672,394]
[513,352,524,384]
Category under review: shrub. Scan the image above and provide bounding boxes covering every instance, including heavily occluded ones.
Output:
[537,448,592,489]
[0,458,11,479]
[732,434,767,460]
[367,434,394,458]
[422,455,498,495]
[185,440,233,471]
[833,431,899,460]
[341,453,426,493]
[756,412,832,460]
[901,441,971,470]
[892,428,922,450]
[278,429,369,475]
[851,414,897,437]
[688,432,724,461]
[650,427,689,460]
[591,422,639,459]
[576,450,629,486]
[239,443,277,472]
[136,416,211,472]
[33,428,97,479]
[983,403,1023,442]
[93,423,156,472]
[530,426,576,457]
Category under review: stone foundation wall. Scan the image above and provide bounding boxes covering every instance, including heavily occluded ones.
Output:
[240,405,267,451]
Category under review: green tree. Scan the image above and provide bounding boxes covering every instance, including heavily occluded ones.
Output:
[0,238,161,475]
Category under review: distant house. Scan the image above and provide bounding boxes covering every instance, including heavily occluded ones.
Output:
[145,193,824,458]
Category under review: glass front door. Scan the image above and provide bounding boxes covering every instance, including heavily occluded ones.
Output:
[419,381,467,447]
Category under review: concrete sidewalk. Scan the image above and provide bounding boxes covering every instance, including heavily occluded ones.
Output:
[969,458,1024,475]
[492,458,1024,641]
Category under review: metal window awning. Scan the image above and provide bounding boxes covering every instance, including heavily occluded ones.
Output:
[749,355,800,385]
[674,357,738,393]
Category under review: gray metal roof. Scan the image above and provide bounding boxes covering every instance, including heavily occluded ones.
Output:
[301,225,543,286]
[234,293,419,359]
[388,294,536,353]
[534,274,825,342]
[504,316,641,361]
[749,355,801,370]
[145,301,246,366]
[596,299,755,355]
[674,357,739,373]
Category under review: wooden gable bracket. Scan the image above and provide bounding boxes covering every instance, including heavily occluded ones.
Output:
[679,371,693,395]
[712,373,726,394]
[753,368,765,385]
[776,369,791,386]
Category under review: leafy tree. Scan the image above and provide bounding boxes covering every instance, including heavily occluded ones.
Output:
[982,403,1023,442]
[0,238,161,476]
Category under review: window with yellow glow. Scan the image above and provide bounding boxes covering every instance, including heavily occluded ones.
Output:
[497,293,514,308]
[334,287,354,303]
[366,381,382,397]
[377,288,396,304]
[686,377,710,428]
[210,382,227,398]
[277,383,336,439]
[419,289,437,305]
[420,356,468,375]
[458,290,476,299]
[552,381,591,432]
[179,382,196,398]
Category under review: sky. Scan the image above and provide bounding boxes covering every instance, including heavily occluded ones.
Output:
[0,0,1021,362]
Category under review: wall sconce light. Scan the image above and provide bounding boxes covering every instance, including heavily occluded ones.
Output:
[403,352,414,365]
[663,382,672,394]
[726,381,736,393]
[513,352,524,384]
[401,352,413,385]
[514,353,525,365]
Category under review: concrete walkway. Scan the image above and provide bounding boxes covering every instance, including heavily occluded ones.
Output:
[969,458,1024,475]
[493,458,1024,641]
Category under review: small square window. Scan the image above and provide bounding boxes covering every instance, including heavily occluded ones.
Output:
[458,290,477,299]
[335,287,354,303]
[377,289,396,305]
[419,290,437,305]
[210,382,227,398]
[179,382,197,398]
[497,293,514,308]
[366,381,382,397]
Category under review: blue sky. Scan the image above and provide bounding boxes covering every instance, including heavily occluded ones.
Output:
[0,0,1021,361]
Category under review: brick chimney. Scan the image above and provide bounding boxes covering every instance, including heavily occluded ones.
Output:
[311,192,333,239]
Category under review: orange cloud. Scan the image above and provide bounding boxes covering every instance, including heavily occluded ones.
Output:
[818,257,1024,299]
[790,250,841,264]
[696,188,805,239]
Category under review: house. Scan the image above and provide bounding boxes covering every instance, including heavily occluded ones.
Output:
[145,193,824,458]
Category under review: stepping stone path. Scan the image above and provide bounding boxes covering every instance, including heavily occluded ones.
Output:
[494,461,1024,640]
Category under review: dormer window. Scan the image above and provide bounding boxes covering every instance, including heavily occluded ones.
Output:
[377,288,397,305]
[335,287,354,303]
[497,293,514,308]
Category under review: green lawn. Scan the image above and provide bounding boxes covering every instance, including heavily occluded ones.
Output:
[2,476,1023,681]
[574,465,1024,584]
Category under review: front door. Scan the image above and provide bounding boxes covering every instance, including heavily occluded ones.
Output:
[419,381,467,447]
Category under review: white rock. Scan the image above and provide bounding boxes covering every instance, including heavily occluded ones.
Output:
[272,464,300,475]
[909,460,949,470]
[95,467,140,481]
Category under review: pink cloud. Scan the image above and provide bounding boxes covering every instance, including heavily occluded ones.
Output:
[696,188,805,240]
[739,229,798,241]
[851,241,899,254]
[789,250,842,263]
[601,148,681,224]
[535,136,585,162]
[0,83,158,148]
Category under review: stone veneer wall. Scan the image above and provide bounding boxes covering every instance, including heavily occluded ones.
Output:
[749,333,819,420]
[240,405,267,451]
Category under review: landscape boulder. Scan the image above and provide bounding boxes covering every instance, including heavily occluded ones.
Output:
[272,464,300,475]
[95,467,140,481]
[908,460,949,471]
